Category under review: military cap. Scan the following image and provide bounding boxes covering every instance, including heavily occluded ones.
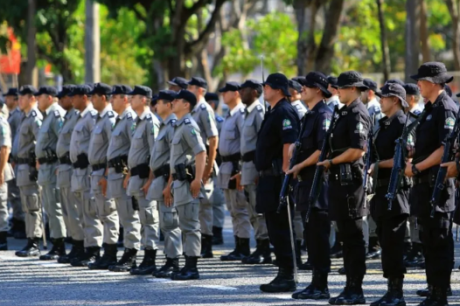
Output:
[385,79,405,86]
[175,89,197,106]
[57,85,76,99]
[240,79,263,92]
[411,62,453,84]
[188,77,208,89]
[380,83,409,108]
[288,80,302,92]
[127,85,153,99]
[445,84,453,97]
[167,77,189,89]
[327,76,339,89]
[68,84,92,96]
[19,85,38,96]
[89,83,112,96]
[363,79,380,94]
[303,71,332,98]
[263,73,291,97]
[151,94,159,106]
[158,90,177,102]
[403,83,420,96]
[3,88,18,97]
[35,86,58,97]
[218,82,240,92]
[205,93,219,101]
[110,84,133,95]
[337,71,368,90]
[85,83,95,93]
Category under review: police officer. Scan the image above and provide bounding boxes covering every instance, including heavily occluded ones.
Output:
[168,77,189,92]
[105,85,142,272]
[188,77,219,258]
[326,76,344,110]
[15,85,43,257]
[146,90,181,278]
[169,89,207,280]
[362,78,383,125]
[68,85,101,267]
[404,62,457,305]
[288,72,333,300]
[368,84,412,306]
[238,79,271,265]
[0,100,13,250]
[204,92,224,133]
[55,85,86,264]
[404,83,424,116]
[317,71,371,304]
[256,73,300,293]
[288,80,308,118]
[126,85,160,275]
[4,88,26,239]
[217,82,251,261]
[35,86,67,260]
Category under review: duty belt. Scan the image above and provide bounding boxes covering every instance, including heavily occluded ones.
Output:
[221,153,241,163]
[412,175,432,186]
[38,156,58,164]
[17,158,29,165]
[72,153,89,169]
[130,163,150,179]
[91,163,106,172]
[108,155,128,168]
[241,151,255,162]
[153,164,170,178]
[59,152,72,165]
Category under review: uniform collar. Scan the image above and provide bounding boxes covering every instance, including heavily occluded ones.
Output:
[163,113,177,125]
[99,104,112,118]
[45,102,59,115]
[326,95,339,105]
[269,98,288,113]
[291,100,302,106]
[138,108,151,120]
[246,100,260,113]
[176,113,192,126]
[80,104,95,118]
[345,98,362,110]
[379,109,404,126]
[120,107,133,119]
[229,102,244,116]
[193,98,206,112]
[25,106,39,118]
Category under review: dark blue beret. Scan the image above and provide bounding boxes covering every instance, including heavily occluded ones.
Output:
[57,85,76,98]
[240,79,263,91]
[168,77,189,89]
[89,83,112,96]
[188,77,207,89]
[127,85,153,99]
[19,85,38,95]
[35,86,58,97]
[175,89,197,105]
[205,93,219,101]
[158,90,177,102]
[3,88,18,97]
[110,84,133,95]
[68,84,92,96]
[403,83,420,96]
[218,82,240,92]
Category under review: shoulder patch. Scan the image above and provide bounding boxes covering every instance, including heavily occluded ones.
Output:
[445,117,455,130]
[184,118,191,125]
[90,110,98,117]
[354,122,365,134]
[200,104,206,110]
[282,119,292,130]
[31,110,37,117]
[239,108,245,114]
[322,118,331,131]
[107,110,114,118]
[170,119,177,126]
[216,116,224,122]
[54,110,61,118]
[145,113,152,121]
[126,112,132,119]
[256,104,263,112]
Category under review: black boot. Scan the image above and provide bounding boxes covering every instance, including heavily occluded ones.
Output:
[130,249,157,275]
[39,238,66,260]
[212,226,223,245]
[221,236,240,261]
[70,246,100,267]
[109,248,138,272]
[58,240,84,264]
[13,219,27,240]
[200,234,213,258]
[370,278,405,306]
[292,270,330,300]
[242,239,272,264]
[260,267,297,293]
[88,244,118,270]
[171,256,200,280]
[417,285,452,297]
[154,257,180,278]
[117,227,124,248]
[418,286,449,306]
[405,242,423,268]
[366,237,381,259]
[0,231,7,251]
[329,277,366,305]
[15,237,40,257]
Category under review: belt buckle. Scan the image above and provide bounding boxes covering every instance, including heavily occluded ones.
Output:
[123,167,129,175]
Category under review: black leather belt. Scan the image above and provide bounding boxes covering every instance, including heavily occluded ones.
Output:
[221,153,241,163]
[241,151,255,162]
[17,158,29,165]
[130,163,150,179]
[153,164,170,178]
[72,153,89,169]
[38,156,58,164]
[91,163,106,171]
[108,155,128,168]
[59,153,72,165]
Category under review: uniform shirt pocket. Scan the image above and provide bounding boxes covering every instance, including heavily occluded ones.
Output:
[93,126,104,144]
[133,132,144,149]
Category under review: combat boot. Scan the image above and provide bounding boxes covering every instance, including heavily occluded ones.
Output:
[242,239,272,264]
[13,219,27,240]
[88,244,118,270]
[200,234,214,258]
[58,240,84,264]
[260,267,297,293]
[329,277,366,305]
[0,231,7,251]
[171,256,200,280]
[15,237,40,257]
[70,246,100,267]
[417,286,452,297]
[130,249,157,275]
[212,226,223,245]
[154,257,180,278]
[40,238,66,260]
[366,237,381,259]
[292,270,330,300]
[370,277,405,306]
[418,286,449,306]
[109,248,137,272]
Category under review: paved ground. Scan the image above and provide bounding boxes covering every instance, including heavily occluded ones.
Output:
[1,218,460,306]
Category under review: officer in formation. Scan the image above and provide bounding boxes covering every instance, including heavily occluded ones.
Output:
[325,76,343,110]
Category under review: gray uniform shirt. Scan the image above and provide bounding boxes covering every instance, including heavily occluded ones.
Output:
[56,108,79,188]
[191,98,218,145]
[88,104,115,175]
[291,100,307,119]
[170,113,206,206]
[9,107,22,159]
[241,101,264,186]
[0,114,14,182]
[127,108,159,196]
[217,103,244,189]
[147,113,176,201]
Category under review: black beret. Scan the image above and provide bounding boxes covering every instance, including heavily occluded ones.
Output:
[240,79,263,91]
[127,85,153,99]
[175,89,197,105]
[188,77,207,89]
[19,85,38,96]
[218,81,240,93]
[35,86,58,97]
[57,85,76,99]
[158,90,177,102]
[403,83,420,96]
[110,84,133,95]
[85,83,95,93]
[89,83,112,96]
[205,93,219,101]
[3,88,18,97]
[288,80,302,92]
[168,77,189,89]
[68,84,92,97]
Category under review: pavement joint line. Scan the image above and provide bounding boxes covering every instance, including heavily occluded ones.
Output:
[191,285,238,291]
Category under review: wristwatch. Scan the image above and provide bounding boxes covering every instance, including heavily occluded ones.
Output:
[412,164,421,176]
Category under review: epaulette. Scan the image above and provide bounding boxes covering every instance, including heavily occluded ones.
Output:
[256,104,263,112]
[373,105,381,113]
[31,110,37,117]
[54,110,61,118]
[216,116,224,123]
[90,109,98,117]
[200,104,206,110]
[126,112,133,119]
[170,119,177,126]
[107,110,115,118]
[184,118,191,125]
[239,108,245,114]
[145,113,152,121]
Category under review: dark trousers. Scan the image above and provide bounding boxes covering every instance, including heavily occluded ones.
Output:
[265,208,295,271]
[418,212,454,289]
[375,215,408,279]
[302,209,331,273]
[336,217,366,280]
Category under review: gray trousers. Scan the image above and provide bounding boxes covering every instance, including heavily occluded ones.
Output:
[405,216,420,244]
[224,189,251,239]
[60,186,84,241]
[19,184,42,238]
[0,183,8,232]
[114,193,141,250]
[159,201,182,258]
[212,185,225,228]
[134,195,159,250]
[177,201,201,257]
[74,190,102,248]
[8,179,23,221]
[41,183,66,239]
[199,178,214,236]
[244,184,268,240]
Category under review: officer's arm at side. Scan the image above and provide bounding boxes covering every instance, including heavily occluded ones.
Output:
[414,146,444,171]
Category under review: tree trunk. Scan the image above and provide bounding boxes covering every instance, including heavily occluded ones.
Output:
[376,0,391,82]
[26,0,37,86]
[305,1,321,71]
[419,0,430,62]
[293,0,310,76]
[405,0,421,82]
[84,0,100,83]
[315,0,345,74]
[446,0,460,71]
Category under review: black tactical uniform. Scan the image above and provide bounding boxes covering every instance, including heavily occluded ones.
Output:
[410,62,458,306]
[255,73,300,293]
